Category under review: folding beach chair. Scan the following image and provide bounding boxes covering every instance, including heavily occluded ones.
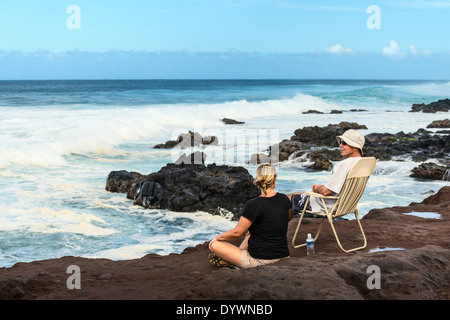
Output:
[292,157,376,253]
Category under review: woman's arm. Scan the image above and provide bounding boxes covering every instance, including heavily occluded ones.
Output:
[209,216,252,249]
[286,194,295,221]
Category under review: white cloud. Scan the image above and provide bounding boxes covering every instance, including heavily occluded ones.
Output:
[382,41,434,58]
[382,40,403,56]
[409,44,419,55]
[325,44,354,54]
[409,44,433,56]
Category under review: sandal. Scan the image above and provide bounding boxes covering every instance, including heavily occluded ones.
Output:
[208,253,236,268]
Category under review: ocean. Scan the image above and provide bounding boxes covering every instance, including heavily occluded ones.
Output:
[0,79,449,268]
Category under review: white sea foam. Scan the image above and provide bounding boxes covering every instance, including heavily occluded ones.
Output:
[1,80,448,268]
[397,81,450,97]
[88,210,236,260]
[0,93,339,168]
[28,221,116,237]
[0,207,117,236]
[90,243,174,260]
[371,161,417,177]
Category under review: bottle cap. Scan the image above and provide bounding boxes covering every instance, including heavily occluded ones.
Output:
[307,233,311,237]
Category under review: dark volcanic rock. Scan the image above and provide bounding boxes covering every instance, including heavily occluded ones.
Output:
[364,130,450,162]
[291,122,368,147]
[154,131,218,149]
[349,109,368,112]
[109,163,259,219]
[255,122,366,165]
[184,245,450,300]
[174,151,207,165]
[251,121,449,166]
[411,98,450,113]
[308,159,332,171]
[308,148,341,162]
[221,118,245,125]
[1,186,449,300]
[410,162,450,180]
[248,153,273,165]
[302,109,324,114]
[250,122,367,166]
[273,140,304,162]
[427,119,450,128]
[105,170,143,193]
[307,148,341,171]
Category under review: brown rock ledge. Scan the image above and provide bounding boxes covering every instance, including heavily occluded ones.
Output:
[0,187,449,300]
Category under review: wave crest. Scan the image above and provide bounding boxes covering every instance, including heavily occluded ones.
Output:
[0,94,338,168]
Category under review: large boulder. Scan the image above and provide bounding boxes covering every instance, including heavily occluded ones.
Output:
[410,98,450,113]
[427,119,450,128]
[250,122,366,165]
[153,131,218,149]
[250,122,449,167]
[364,130,450,162]
[290,122,368,147]
[221,118,245,125]
[107,163,260,219]
[105,170,143,193]
[410,162,450,181]
[274,140,304,162]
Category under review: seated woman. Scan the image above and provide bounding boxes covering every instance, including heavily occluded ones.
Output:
[209,163,293,269]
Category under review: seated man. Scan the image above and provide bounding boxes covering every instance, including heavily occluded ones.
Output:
[291,129,365,213]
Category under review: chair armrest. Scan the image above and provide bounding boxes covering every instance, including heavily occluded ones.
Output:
[303,191,339,199]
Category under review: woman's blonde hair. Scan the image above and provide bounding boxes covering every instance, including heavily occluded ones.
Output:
[254,163,277,195]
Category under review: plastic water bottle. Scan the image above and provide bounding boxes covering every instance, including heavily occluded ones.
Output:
[306,233,315,255]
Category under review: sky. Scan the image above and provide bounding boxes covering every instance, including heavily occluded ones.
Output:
[0,0,449,79]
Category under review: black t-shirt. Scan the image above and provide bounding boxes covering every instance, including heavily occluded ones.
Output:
[241,193,291,259]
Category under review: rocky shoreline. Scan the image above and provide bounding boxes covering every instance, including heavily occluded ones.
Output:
[0,186,449,300]
[267,120,449,172]
[105,119,449,217]
[106,163,259,220]
[1,99,449,301]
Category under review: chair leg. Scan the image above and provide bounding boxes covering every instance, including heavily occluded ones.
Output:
[328,212,367,253]
[292,211,325,249]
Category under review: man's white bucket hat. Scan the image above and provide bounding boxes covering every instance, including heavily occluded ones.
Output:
[336,129,365,154]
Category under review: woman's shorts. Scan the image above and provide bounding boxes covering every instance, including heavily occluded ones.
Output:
[241,250,286,269]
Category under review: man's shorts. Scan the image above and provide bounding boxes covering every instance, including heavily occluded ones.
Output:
[291,194,312,214]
